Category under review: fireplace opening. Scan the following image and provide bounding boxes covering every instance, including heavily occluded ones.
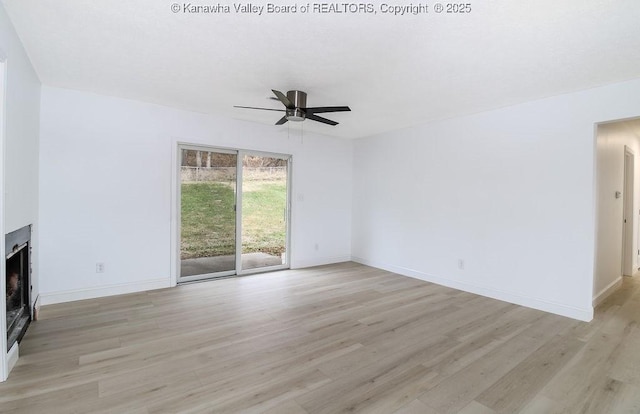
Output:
[5,225,31,350]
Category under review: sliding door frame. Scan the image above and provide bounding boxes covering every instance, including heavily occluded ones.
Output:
[175,143,292,284]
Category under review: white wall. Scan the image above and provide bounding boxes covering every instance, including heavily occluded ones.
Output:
[38,86,353,304]
[0,6,40,235]
[0,3,41,380]
[594,120,640,304]
[352,79,640,321]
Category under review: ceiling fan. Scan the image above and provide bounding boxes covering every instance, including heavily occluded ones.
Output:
[234,90,351,126]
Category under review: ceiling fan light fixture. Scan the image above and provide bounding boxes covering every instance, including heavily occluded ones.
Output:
[286,108,306,122]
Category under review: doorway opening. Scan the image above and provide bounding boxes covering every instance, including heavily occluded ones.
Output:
[177,145,290,283]
[594,118,640,306]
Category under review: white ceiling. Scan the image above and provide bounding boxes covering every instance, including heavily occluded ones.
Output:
[3,0,640,139]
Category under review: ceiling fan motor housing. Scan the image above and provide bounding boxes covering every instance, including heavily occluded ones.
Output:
[286,90,307,121]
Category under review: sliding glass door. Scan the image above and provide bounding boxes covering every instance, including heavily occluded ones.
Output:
[240,153,289,272]
[178,145,290,283]
[179,148,237,282]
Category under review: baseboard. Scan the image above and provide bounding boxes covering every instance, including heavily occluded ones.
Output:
[352,256,593,322]
[291,255,352,269]
[39,278,171,305]
[593,276,623,307]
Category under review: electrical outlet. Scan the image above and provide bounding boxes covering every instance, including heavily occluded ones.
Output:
[458,259,465,270]
[96,263,105,273]
[314,243,319,251]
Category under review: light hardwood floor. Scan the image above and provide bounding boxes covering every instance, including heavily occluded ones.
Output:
[1,262,639,413]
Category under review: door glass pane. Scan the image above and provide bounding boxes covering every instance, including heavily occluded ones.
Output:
[241,155,288,271]
[180,149,237,279]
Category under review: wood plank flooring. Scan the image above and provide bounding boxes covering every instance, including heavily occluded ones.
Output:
[1,262,639,413]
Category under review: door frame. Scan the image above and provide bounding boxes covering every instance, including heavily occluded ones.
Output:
[173,143,292,284]
[622,146,634,276]
[0,50,9,382]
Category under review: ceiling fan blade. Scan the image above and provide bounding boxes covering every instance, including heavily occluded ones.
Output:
[272,90,294,108]
[234,105,285,112]
[304,106,351,114]
[275,116,288,125]
[306,114,339,126]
